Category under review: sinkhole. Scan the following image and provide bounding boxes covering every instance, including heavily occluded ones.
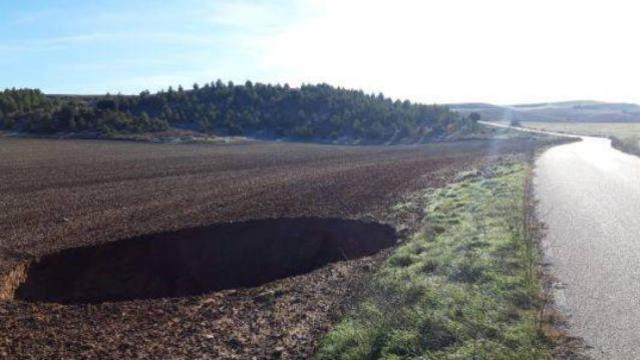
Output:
[14,217,397,304]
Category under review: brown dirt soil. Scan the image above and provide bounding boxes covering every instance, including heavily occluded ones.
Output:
[0,138,554,359]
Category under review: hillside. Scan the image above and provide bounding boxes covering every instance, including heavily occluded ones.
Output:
[451,100,640,123]
[0,83,479,144]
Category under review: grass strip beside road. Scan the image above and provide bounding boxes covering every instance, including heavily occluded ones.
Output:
[316,161,551,359]
[611,136,640,157]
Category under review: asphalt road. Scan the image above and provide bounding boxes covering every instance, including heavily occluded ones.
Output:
[535,136,640,359]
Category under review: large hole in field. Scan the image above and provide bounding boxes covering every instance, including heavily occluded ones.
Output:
[14,217,396,304]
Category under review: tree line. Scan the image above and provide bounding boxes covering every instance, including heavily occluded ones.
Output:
[0,82,480,142]
[0,89,167,134]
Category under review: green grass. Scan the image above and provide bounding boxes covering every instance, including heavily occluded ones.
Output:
[316,162,550,359]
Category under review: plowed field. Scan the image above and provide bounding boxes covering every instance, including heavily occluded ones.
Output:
[0,138,550,359]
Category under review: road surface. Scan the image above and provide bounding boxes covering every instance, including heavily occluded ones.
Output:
[535,136,640,359]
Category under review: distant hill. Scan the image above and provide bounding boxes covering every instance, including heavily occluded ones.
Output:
[0,84,479,144]
[451,100,640,123]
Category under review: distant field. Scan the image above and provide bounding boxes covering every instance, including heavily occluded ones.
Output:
[523,121,640,138]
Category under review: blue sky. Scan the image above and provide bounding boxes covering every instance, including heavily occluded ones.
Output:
[0,0,308,94]
[3,0,640,104]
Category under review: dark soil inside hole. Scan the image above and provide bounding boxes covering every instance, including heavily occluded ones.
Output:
[14,217,397,304]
